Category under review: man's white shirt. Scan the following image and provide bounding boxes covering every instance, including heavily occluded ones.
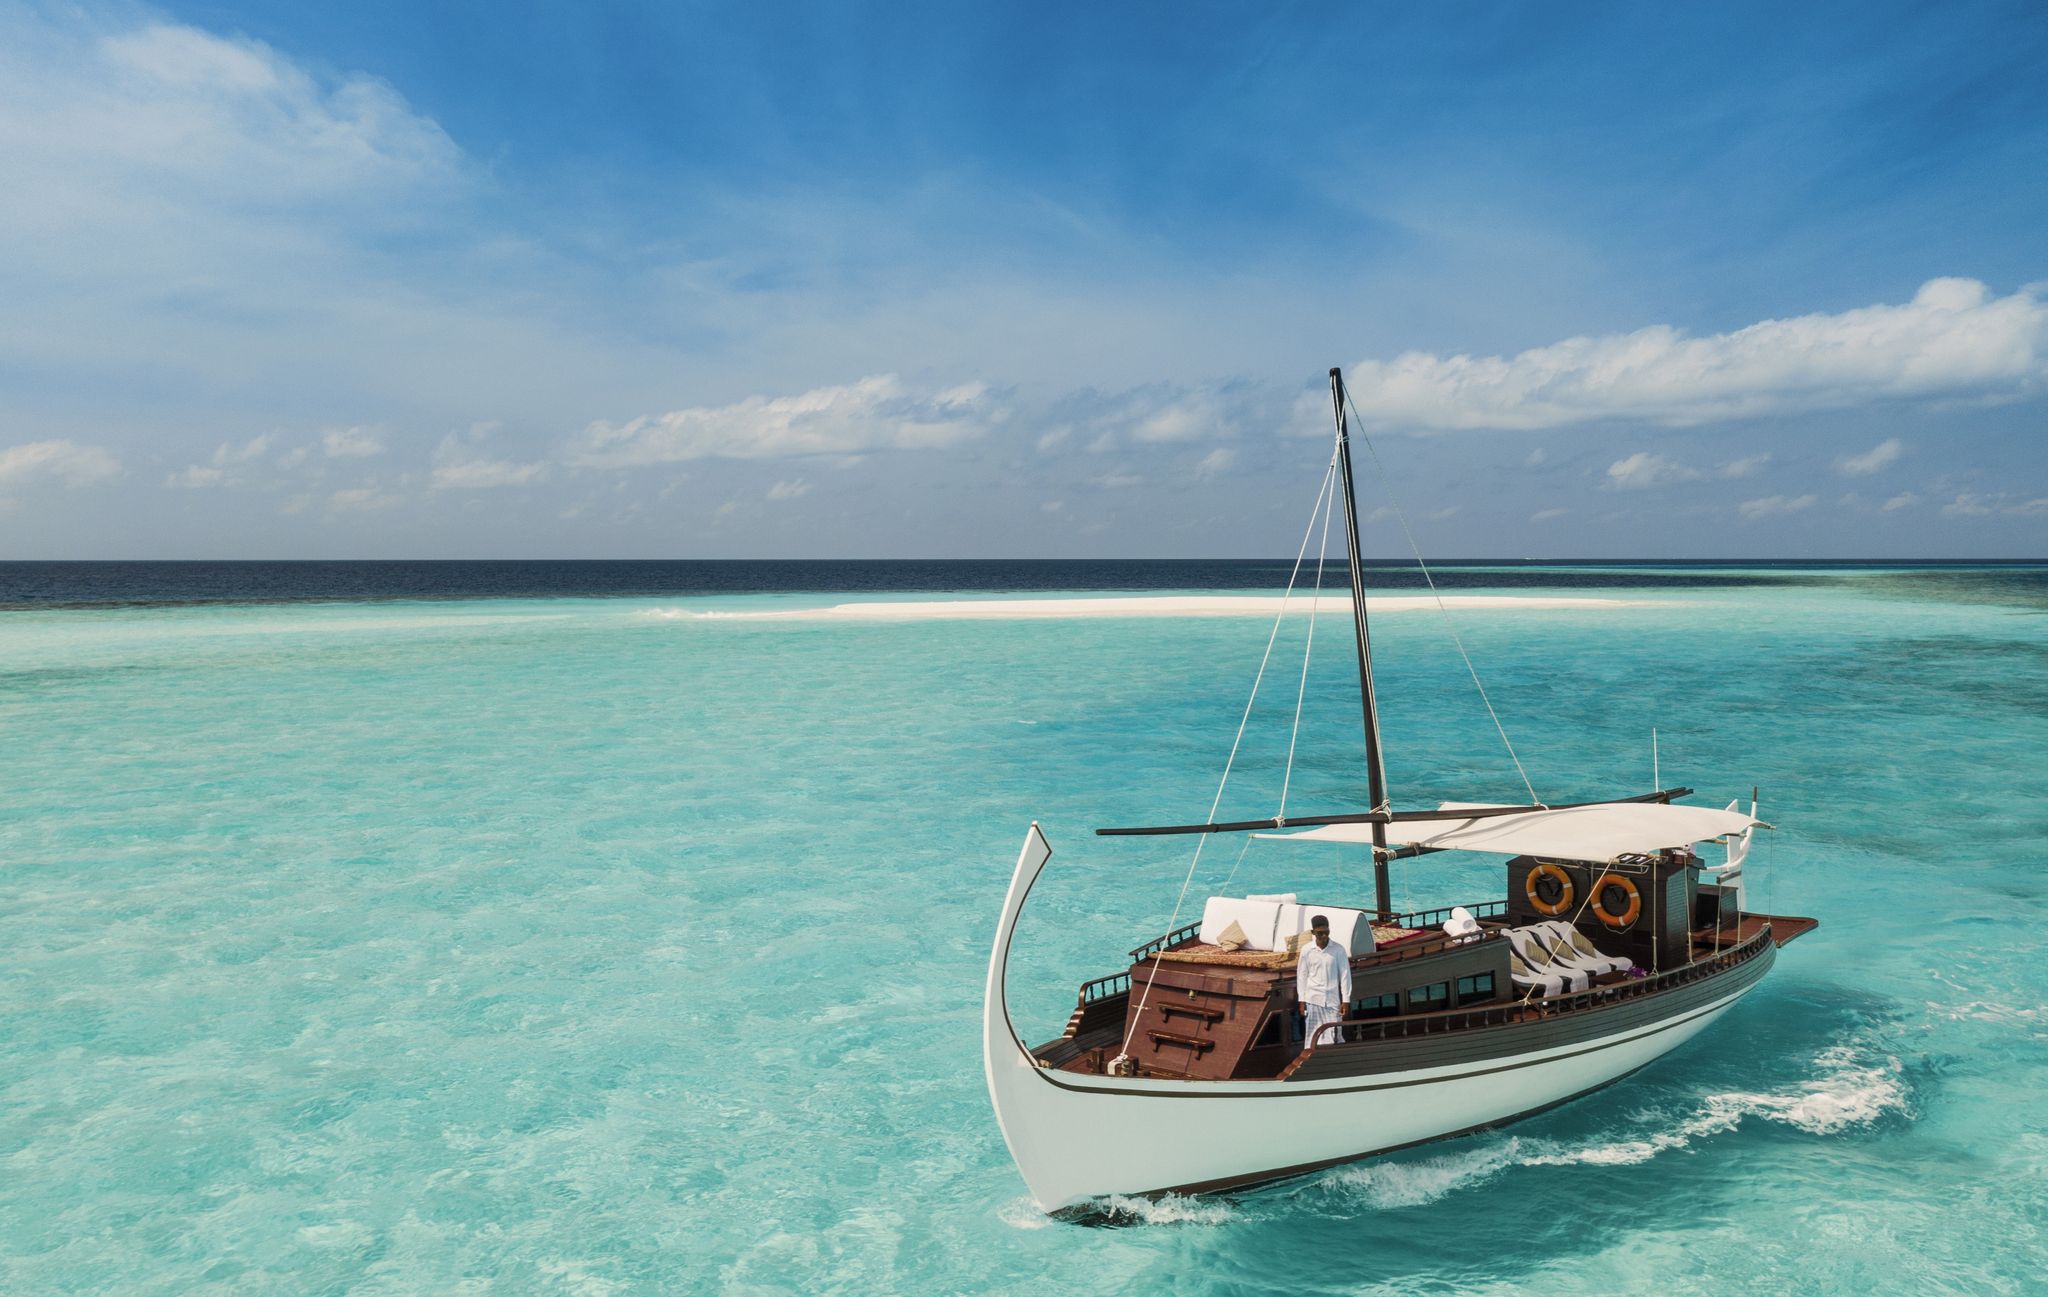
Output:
[1295,938,1352,1008]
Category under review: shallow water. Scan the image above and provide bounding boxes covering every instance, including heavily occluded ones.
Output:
[1,569,2043,1294]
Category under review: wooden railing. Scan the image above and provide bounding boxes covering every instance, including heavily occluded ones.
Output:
[1387,899,1506,930]
[1079,970,1130,1004]
[1128,920,1202,961]
[1305,924,1773,1049]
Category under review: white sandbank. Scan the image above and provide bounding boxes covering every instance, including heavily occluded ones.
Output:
[651,595,1658,622]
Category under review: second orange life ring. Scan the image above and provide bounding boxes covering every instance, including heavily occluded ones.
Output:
[1524,862,1574,916]
[1590,873,1643,928]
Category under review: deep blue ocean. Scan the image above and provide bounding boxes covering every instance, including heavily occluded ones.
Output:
[2,561,2044,1294]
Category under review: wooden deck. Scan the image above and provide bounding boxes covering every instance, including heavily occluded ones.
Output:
[1689,910,1818,958]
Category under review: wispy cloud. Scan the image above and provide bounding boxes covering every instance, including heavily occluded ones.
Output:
[327,486,401,513]
[430,427,545,489]
[0,439,121,488]
[1737,493,1818,520]
[1530,507,1569,522]
[323,426,385,459]
[1606,450,1776,489]
[165,434,277,488]
[766,479,812,501]
[569,375,1002,466]
[1133,390,1241,443]
[1193,447,1236,478]
[1881,492,1918,511]
[1835,437,1905,476]
[1344,279,2046,431]
[1941,492,2048,517]
[1606,452,1700,489]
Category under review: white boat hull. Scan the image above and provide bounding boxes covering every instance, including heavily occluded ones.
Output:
[985,824,1769,1213]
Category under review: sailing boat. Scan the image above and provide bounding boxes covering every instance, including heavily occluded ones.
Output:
[983,368,1816,1213]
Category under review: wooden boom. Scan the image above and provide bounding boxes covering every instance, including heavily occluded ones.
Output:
[1093,787,1693,838]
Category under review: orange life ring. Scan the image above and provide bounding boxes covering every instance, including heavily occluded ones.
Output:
[1524,862,1574,917]
[1589,873,1642,928]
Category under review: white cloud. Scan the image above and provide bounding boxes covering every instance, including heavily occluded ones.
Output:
[164,465,225,489]
[569,375,1002,466]
[1530,507,1569,522]
[766,479,812,501]
[1941,492,2048,517]
[1342,279,2048,431]
[1737,493,1818,520]
[1040,500,1064,513]
[429,427,545,490]
[3,20,460,232]
[1134,393,1231,443]
[1193,447,1236,478]
[1091,472,1143,489]
[217,434,273,464]
[1606,450,1772,489]
[0,439,122,487]
[165,434,278,488]
[327,486,400,513]
[323,426,385,459]
[1836,437,1905,476]
[1606,452,1701,489]
[431,458,546,490]
[1881,492,1918,512]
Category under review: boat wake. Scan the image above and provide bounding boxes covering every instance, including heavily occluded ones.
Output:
[1307,1043,1907,1210]
[1073,1194,1241,1228]
[1001,1045,1905,1226]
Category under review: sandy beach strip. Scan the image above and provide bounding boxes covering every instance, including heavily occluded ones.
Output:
[653,594,1658,621]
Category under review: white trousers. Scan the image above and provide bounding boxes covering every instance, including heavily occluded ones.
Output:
[1304,1002,1345,1048]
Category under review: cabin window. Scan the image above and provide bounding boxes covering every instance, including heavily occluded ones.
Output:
[1455,972,1497,1003]
[1252,1013,1283,1050]
[1355,993,1401,1019]
[1407,981,1449,1010]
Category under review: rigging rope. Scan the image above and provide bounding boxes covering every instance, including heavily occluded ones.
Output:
[1278,460,1339,820]
[1112,453,1342,1068]
[1344,390,1542,809]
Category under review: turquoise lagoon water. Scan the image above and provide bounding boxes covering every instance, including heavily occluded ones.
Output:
[2,569,2045,1294]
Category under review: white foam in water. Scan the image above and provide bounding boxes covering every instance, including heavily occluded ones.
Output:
[1314,1141,1525,1208]
[646,595,1654,622]
[1312,1044,1907,1207]
[1088,1193,1238,1226]
[995,1197,1056,1230]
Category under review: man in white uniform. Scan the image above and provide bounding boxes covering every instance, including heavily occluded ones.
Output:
[1295,914,1352,1048]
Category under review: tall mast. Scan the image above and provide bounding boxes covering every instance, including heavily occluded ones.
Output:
[1330,368,1394,918]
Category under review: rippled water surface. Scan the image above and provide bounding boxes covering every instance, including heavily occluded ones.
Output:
[2,567,2043,1294]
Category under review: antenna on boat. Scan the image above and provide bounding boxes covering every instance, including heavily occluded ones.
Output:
[1330,367,1394,918]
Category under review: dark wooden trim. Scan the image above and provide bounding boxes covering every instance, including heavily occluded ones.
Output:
[1031,937,1771,1098]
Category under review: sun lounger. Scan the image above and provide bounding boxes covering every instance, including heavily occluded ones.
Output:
[1509,950,1567,998]
[1504,926,1589,993]
[1534,920,1634,975]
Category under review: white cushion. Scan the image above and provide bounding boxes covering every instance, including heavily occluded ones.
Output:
[1245,892,1299,904]
[1276,903,1374,955]
[1199,897,1376,954]
[1199,897,1280,951]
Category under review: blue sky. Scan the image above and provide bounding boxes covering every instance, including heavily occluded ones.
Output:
[1,0,2044,558]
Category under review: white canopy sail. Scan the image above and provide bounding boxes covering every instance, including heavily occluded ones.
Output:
[1256,800,1759,862]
